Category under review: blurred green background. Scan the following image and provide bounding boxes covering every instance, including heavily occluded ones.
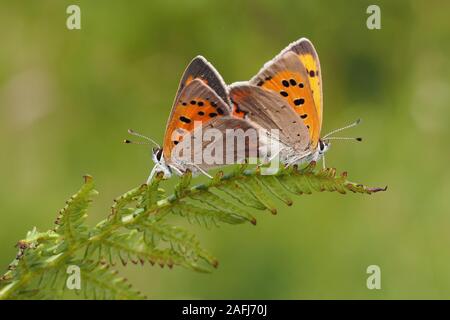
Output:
[1,0,449,299]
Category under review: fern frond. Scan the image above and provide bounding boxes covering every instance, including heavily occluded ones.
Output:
[54,175,98,244]
[0,162,386,299]
[133,221,218,267]
[171,201,249,227]
[78,261,144,300]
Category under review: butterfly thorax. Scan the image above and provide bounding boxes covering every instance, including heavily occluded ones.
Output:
[279,138,329,166]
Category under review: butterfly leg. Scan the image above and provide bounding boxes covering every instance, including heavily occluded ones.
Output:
[170,165,184,176]
[322,154,326,169]
[267,147,284,163]
[146,165,159,184]
[170,163,211,179]
[285,153,300,167]
[188,163,213,179]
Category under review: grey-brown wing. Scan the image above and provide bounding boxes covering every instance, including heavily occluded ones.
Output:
[229,84,310,152]
[169,116,259,171]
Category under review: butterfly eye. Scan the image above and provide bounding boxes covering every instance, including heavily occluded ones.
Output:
[319,140,325,151]
[153,148,163,161]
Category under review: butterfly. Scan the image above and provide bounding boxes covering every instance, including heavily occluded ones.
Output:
[229,38,361,167]
[131,56,260,183]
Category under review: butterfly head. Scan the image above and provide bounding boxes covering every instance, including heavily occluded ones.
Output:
[151,147,163,163]
[151,147,172,179]
[318,139,330,155]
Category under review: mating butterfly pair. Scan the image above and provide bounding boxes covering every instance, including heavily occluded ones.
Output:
[129,38,358,183]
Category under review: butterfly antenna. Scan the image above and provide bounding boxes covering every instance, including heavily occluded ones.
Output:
[127,129,160,148]
[324,137,362,142]
[322,119,361,139]
[123,139,150,145]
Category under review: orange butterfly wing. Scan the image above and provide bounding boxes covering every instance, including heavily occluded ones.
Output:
[175,56,230,106]
[291,39,323,126]
[248,38,323,148]
[163,56,231,159]
[163,79,230,159]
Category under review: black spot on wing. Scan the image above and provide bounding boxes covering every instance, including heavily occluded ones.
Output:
[294,98,305,106]
[180,116,191,123]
